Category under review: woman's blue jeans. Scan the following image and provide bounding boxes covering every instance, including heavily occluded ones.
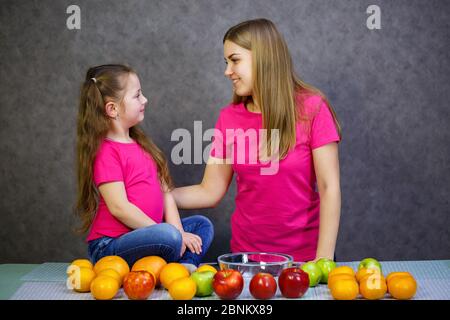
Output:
[88,215,214,267]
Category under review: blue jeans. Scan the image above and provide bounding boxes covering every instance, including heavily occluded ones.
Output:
[88,215,214,267]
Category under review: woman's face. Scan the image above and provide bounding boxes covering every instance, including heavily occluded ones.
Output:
[224,40,253,97]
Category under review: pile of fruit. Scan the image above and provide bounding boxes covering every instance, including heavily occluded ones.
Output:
[196,267,310,300]
[299,257,418,300]
[66,256,417,300]
[67,255,164,300]
[66,255,220,300]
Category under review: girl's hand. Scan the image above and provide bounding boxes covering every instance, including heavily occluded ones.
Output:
[180,242,187,257]
[182,232,203,255]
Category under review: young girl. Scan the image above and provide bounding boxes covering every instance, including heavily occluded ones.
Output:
[75,64,213,269]
[172,19,342,262]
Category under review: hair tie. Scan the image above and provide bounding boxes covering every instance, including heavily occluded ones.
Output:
[91,77,97,84]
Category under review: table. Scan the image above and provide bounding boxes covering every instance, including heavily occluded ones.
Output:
[2,260,449,300]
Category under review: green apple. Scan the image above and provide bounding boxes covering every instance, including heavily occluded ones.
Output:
[300,262,322,287]
[316,258,337,283]
[358,258,382,272]
[190,271,215,297]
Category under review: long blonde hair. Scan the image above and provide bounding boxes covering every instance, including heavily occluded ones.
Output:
[75,64,173,234]
[223,19,342,158]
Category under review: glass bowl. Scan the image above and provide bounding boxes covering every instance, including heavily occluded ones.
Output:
[217,252,294,278]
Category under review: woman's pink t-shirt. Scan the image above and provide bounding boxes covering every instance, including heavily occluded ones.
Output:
[86,139,164,242]
[210,94,340,261]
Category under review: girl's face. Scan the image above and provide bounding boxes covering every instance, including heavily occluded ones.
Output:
[119,73,148,127]
[224,40,253,97]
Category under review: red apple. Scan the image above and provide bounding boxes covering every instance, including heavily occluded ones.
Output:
[212,269,244,300]
[123,270,155,300]
[278,267,309,298]
[249,273,277,300]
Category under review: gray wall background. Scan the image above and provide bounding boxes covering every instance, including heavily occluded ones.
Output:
[1,0,449,264]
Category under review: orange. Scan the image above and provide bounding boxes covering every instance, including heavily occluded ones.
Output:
[69,259,93,270]
[388,275,417,300]
[97,268,123,287]
[168,277,197,300]
[196,264,218,274]
[131,256,167,286]
[330,279,359,300]
[386,272,414,294]
[359,274,387,300]
[90,275,120,300]
[94,256,130,280]
[356,268,382,283]
[328,274,356,289]
[328,266,355,279]
[160,263,190,289]
[67,266,96,292]
[386,272,414,286]
[360,273,386,283]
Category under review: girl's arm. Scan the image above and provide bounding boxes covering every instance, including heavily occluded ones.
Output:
[162,190,184,233]
[98,182,157,229]
[163,190,202,255]
[312,142,341,261]
[172,157,233,209]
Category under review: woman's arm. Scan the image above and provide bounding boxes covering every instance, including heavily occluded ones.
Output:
[172,157,233,209]
[312,142,341,261]
[98,182,157,229]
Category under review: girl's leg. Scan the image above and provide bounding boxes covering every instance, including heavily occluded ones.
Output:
[90,223,183,267]
[178,215,214,266]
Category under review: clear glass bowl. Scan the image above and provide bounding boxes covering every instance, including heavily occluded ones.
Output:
[217,252,294,278]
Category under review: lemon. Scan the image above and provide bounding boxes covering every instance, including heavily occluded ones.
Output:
[90,275,120,300]
[68,266,96,292]
[97,268,123,287]
[159,263,190,289]
[69,259,93,270]
[196,264,217,274]
[168,277,197,300]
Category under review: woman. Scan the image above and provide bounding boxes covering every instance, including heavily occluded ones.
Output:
[172,19,341,262]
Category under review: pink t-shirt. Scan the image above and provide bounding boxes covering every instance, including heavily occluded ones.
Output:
[86,139,164,242]
[210,94,340,262]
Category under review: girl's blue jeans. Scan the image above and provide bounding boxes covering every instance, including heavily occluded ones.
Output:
[88,215,214,267]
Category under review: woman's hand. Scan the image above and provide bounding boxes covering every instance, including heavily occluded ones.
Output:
[181,232,203,255]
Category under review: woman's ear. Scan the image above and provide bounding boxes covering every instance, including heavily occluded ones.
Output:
[105,101,118,119]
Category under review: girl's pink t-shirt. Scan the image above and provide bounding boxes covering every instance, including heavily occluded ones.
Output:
[210,94,340,262]
[86,139,164,242]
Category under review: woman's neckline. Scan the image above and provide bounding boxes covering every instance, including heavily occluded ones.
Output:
[240,102,262,115]
[104,137,137,145]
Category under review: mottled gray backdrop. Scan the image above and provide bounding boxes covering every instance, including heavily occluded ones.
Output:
[1,0,449,264]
